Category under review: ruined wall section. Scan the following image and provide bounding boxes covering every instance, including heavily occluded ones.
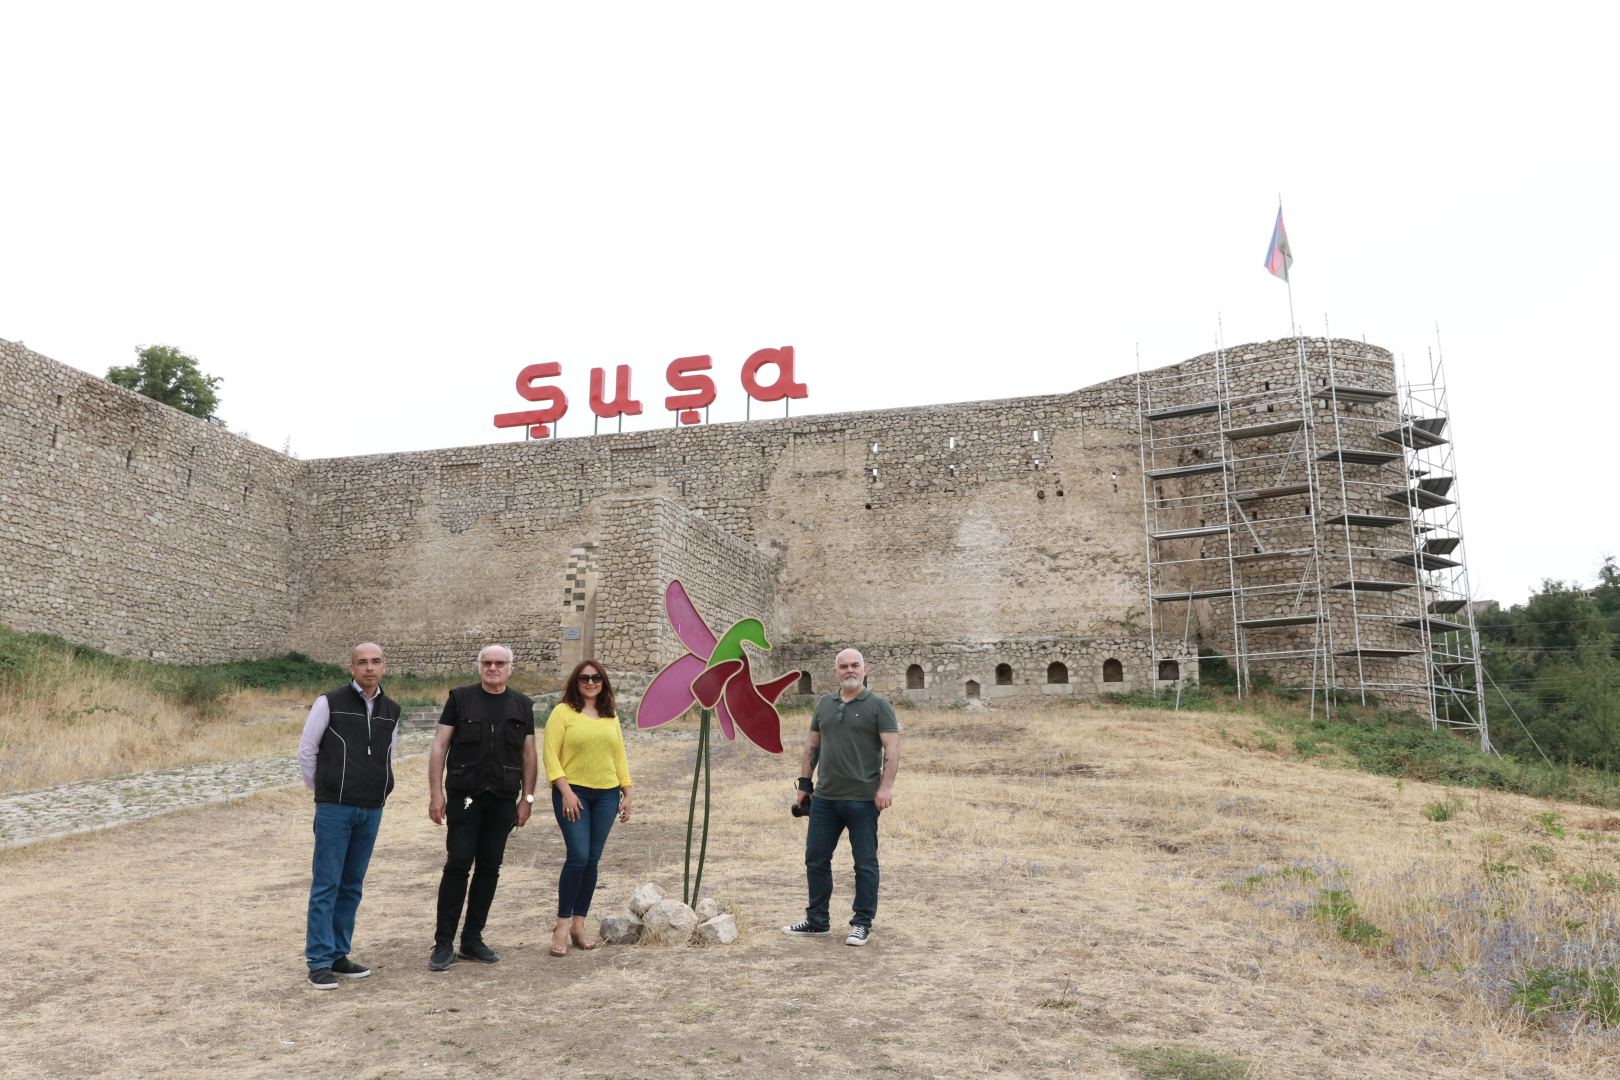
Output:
[0,339,301,661]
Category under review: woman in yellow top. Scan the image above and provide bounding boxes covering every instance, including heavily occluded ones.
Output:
[543,658,633,956]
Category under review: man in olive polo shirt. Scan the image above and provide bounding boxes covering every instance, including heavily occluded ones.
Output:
[783,648,901,946]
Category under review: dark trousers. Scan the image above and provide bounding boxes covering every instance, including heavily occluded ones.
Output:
[804,796,880,930]
[435,790,517,946]
[553,785,621,918]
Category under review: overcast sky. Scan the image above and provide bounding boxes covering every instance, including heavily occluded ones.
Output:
[2,1,1614,605]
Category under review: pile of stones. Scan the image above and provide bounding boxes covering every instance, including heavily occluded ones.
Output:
[599,882,739,947]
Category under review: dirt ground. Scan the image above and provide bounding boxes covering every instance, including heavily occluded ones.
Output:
[2,705,1616,1079]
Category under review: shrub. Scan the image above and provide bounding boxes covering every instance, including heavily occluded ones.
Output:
[1510,967,1620,1028]
[1422,795,1464,822]
[1313,889,1385,947]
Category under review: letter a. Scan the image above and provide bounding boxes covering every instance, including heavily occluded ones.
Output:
[740,346,808,402]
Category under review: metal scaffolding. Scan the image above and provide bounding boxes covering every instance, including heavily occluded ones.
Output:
[1136,334,1488,747]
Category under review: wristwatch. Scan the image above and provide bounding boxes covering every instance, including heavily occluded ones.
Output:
[523,793,536,804]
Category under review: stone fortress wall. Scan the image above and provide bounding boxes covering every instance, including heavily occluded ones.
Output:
[0,339,303,662]
[0,335,1421,703]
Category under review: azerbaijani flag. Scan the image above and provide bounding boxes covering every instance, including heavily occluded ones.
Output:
[1264,207,1292,281]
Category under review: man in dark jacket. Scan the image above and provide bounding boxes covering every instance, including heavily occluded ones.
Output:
[297,642,401,990]
[426,643,538,971]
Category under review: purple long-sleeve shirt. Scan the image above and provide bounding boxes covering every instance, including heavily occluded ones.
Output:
[298,681,399,791]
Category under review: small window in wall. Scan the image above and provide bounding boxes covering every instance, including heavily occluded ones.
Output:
[1158,659,1180,681]
[1102,658,1123,683]
[797,672,812,695]
[1047,662,1069,684]
[995,663,1013,685]
[906,664,925,690]
[965,679,980,699]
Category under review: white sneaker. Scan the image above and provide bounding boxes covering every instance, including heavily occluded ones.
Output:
[846,925,871,946]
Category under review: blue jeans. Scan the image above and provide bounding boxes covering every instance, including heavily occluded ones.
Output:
[306,802,383,970]
[804,796,880,930]
[553,785,621,918]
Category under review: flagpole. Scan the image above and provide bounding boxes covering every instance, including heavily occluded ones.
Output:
[1279,194,1297,338]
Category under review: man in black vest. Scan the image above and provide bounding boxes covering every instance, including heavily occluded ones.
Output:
[427,643,538,971]
[298,642,402,990]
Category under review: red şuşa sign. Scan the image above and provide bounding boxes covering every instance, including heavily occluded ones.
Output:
[494,346,808,438]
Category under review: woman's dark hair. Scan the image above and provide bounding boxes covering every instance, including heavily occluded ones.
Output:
[562,658,616,718]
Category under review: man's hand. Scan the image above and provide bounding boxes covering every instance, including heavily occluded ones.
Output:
[794,788,810,810]
[515,798,532,827]
[874,786,893,811]
[429,792,446,824]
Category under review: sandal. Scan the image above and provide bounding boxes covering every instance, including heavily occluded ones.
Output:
[549,928,569,958]
[571,932,599,951]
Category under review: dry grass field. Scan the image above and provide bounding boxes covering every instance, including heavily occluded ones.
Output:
[0,641,554,793]
[4,704,1619,1079]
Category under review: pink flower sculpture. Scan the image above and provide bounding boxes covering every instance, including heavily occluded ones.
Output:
[637,580,800,754]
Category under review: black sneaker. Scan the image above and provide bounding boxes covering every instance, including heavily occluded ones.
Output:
[846,925,871,946]
[308,967,337,990]
[781,920,831,937]
[429,943,454,971]
[458,940,499,964]
[330,956,370,979]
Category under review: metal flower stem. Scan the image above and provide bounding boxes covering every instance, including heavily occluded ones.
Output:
[693,709,713,904]
[683,708,714,905]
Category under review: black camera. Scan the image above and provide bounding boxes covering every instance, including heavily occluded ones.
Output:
[791,775,814,817]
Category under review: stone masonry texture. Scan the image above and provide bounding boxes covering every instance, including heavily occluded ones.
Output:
[0,335,1423,702]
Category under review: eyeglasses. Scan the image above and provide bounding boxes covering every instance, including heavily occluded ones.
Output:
[577,673,604,684]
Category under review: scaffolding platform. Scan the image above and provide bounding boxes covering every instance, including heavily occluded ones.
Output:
[1378,417,1448,450]
[1399,616,1470,634]
[1314,385,1396,404]
[1151,525,1229,541]
[1146,461,1229,479]
[1388,552,1462,572]
[1152,588,1235,602]
[1337,647,1425,659]
[1428,599,1469,614]
[1331,579,1416,592]
[1146,401,1220,421]
[1237,483,1311,503]
[1422,536,1461,555]
[1386,487,1454,510]
[1324,512,1408,527]
[1318,447,1403,466]
[1225,419,1304,440]
[1232,548,1311,564]
[1237,615,1321,629]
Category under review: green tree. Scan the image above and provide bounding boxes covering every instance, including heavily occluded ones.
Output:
[106,345,224,425]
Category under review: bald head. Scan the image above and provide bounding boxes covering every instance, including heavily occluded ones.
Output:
[349,642,385,694]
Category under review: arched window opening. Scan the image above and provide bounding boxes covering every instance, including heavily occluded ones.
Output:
[1158,659,1181,681]
[797,672,812,695]
[906,664,925,690]
[1047,662,1069,685]
[995,663,1013,685]
[965,680,980,699]
[1102,658,1123,683]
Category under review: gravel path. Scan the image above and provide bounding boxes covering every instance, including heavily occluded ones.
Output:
[0,728,438,849]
